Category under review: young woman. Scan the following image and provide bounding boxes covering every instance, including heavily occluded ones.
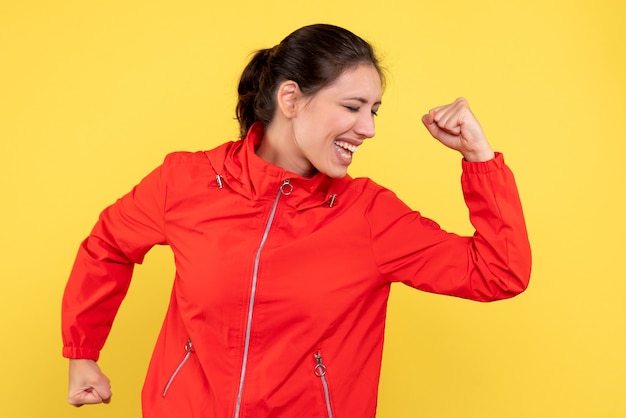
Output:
[63,24,531,418]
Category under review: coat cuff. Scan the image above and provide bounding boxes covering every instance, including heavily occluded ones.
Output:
[461,152,505,173]
[63,346,100,361]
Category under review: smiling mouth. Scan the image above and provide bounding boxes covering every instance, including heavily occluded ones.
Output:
[333,140,359,166]
[334,140,358,154]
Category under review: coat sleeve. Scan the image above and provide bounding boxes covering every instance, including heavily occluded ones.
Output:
[368,153,531,302]
[61,158,169,361]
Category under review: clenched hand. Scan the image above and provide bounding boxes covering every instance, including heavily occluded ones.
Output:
[67,359,112,407]
[422,97,495,162]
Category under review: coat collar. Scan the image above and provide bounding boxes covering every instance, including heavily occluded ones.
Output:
[210,122,351,209]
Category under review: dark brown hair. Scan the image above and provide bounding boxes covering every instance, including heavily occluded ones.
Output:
[236,24,384,138]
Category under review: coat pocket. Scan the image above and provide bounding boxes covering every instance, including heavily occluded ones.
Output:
[162,338,194,397]
[314,351,335,418]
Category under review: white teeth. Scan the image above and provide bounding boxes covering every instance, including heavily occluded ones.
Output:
[334,141,358,153]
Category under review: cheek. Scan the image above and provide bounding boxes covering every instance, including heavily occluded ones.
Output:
[323,112,355,135]
[297,107,355,146]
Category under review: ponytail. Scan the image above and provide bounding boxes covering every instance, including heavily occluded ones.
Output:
[236,48,273,139]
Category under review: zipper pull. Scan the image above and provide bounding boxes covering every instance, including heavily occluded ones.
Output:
[185,338,193,353]
[314,352,327,377]
[280,179,293,195]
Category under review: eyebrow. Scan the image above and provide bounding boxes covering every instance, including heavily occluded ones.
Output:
[347,97,382,106]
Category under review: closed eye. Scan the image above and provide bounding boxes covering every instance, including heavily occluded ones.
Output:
[344,105,378,117]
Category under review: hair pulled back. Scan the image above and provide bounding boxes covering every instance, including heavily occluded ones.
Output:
[236,24,383,138]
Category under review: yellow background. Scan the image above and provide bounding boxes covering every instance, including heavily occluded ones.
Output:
[1,0,624,417]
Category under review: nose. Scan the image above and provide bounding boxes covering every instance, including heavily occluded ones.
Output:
[354,112,376,139]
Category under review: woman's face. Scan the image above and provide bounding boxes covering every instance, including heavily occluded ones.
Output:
[290,64,382,178]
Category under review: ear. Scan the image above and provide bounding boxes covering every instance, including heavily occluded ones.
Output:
[275,80,301,119]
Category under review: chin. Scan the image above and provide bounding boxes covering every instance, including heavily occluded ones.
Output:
[322,167,349,179]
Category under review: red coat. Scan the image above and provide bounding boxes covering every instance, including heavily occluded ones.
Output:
[62,123,531,417]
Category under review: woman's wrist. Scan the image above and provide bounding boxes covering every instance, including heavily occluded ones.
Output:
[462,147,495,162]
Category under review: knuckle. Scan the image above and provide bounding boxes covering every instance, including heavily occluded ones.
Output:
[68,398,82,407]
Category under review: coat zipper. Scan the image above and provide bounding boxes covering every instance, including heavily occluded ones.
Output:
[234,179,292,418]
[314,352,334,418]
[162,338,193,397]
